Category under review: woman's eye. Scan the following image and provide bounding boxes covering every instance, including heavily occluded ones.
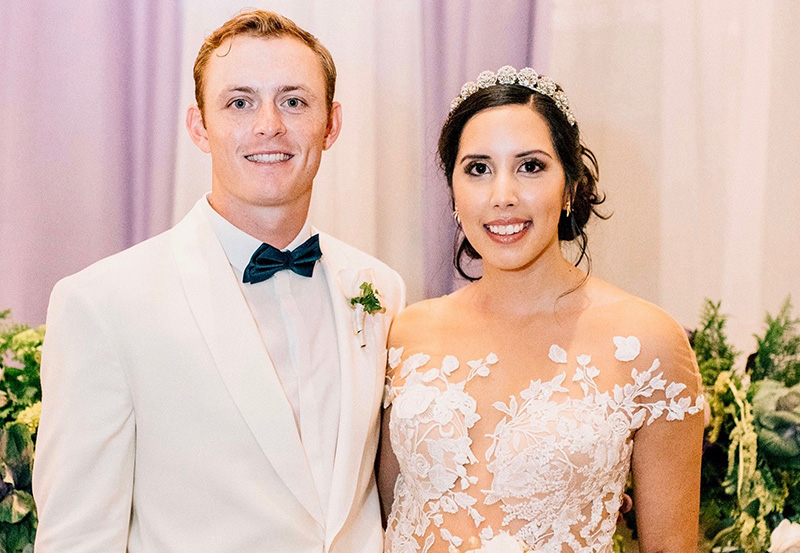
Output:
[467,162,490,176]
[520,159,543,173]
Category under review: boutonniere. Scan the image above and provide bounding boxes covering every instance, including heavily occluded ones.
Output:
[338,269,384,348]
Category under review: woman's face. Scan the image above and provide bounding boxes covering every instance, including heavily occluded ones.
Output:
[452,103,567,274]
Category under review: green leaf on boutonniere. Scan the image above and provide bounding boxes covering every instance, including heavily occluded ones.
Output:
[350,282,383,315]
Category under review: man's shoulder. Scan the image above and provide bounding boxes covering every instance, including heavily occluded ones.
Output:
[53,226,179,300]
[57,204,206,294]
[318,232,402,281]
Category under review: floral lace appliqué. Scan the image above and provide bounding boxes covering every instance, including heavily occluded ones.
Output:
[384,337,705,553]
[385,348,497,551]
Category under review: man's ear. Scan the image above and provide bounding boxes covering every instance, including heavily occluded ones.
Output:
[323,101,343,150]
[186,105,211,153]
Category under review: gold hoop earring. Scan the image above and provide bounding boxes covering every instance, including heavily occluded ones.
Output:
[565,199,572,218]
[453,207,461,225]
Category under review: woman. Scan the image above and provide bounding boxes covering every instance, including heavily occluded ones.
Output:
[378,66,705,553]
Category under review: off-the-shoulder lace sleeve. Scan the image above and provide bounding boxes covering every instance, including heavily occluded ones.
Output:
[613,322,705,429]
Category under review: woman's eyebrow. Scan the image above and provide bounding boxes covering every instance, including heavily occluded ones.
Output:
[459,154,491,164]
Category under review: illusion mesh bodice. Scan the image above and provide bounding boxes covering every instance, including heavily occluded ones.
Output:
[382,298,704,553]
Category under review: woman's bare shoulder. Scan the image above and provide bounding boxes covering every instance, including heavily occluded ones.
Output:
[388,295,453,348]
[581,276,691,346]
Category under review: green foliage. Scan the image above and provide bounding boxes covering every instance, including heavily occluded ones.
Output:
[0,313,44,427]
[752,380,800,469]
[349,282,384,314]
[750,297,800,387]
[0,520,35,553]
[0,312,42,552]
[692,302,742,544]
[0,424,37,552]
[690,298,800,553]
[693,300,739,387]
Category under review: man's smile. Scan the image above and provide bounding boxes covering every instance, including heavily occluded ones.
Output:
[244,152,293,163]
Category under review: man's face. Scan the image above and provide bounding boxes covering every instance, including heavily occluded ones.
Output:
[188,35,340,212]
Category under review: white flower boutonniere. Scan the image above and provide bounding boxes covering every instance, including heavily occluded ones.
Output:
[338,269,385,348]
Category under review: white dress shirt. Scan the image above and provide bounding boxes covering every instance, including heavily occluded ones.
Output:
[201,196,340,519]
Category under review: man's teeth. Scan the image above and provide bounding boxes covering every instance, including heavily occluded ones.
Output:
[245,153,291,162]
[487,223,526,235]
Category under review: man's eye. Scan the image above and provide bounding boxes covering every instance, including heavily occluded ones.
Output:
[231,99,249,109]
[285,97,304,108]
[467,162,490,176]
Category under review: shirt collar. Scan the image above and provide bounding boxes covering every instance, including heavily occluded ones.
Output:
[200,194,313,274]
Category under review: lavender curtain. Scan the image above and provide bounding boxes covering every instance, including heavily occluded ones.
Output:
[421,0,542,297]
[0,0,182,326]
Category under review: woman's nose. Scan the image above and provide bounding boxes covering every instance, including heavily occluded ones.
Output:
[489,172,518,208]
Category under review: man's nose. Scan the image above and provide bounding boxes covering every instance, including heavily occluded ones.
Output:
[253,103,286,137]
[490,172,518,208]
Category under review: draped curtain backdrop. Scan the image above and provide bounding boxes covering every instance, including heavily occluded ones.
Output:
[0,0,181,326]
[172,0,427,302]
[3,0,798,355]
[543,0,800,352]
[420,0,546,298]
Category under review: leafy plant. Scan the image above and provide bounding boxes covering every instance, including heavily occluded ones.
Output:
[693,300,738,388]
[748,297,800,387]
[0,311,43,553]
[692,298,800,553]
[0,424,36,553]
[0,312,43,427]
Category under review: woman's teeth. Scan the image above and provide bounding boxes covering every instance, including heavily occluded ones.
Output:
[245,153,291,162]
[487,223,527,235]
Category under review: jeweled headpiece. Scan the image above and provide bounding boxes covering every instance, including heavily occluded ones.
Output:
[448,65,576,126]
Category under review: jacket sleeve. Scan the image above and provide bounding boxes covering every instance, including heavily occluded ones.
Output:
[33,278,135,552]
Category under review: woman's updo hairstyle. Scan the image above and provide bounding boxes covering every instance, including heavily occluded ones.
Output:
[438,73,607,281]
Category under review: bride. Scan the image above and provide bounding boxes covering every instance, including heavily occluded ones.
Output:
[378,66,705,553]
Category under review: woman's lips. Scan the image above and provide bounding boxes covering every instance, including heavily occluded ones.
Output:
[484,219,532,243]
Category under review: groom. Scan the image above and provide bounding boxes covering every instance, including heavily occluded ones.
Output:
[33,10,404,553]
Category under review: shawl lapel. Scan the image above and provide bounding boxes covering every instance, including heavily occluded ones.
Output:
[170,203,323,526]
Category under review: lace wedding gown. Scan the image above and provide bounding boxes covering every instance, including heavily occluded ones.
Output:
[383,297,704,553]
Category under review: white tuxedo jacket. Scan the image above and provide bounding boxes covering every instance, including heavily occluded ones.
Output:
[33,201,405,553]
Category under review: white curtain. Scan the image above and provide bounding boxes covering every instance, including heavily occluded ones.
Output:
[173,1,426,301]
[542,0,800,353]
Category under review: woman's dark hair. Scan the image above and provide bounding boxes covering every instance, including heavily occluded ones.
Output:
[438,83,607,281]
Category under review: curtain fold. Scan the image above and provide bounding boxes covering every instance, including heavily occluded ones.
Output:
[0,0,182,325]
[420,0,540,297]
[545,0,800,351]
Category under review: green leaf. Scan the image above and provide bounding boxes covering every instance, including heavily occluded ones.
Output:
[0,425,33,490]
[0,509,37,553]
[743,498,760,518]
[349,282,384,315]
[692,300,738,387]
[750,296,800,386]
[0,491,35,524]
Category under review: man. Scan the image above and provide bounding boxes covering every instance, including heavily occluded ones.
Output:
[33,10,405,553]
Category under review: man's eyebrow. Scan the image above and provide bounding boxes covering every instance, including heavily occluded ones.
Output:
[222,85,258,96]
[277,84,317,97]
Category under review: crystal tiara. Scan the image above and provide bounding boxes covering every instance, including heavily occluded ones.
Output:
[448,65,576,126]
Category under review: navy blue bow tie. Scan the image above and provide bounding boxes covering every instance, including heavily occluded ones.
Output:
[242,234,322,284]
